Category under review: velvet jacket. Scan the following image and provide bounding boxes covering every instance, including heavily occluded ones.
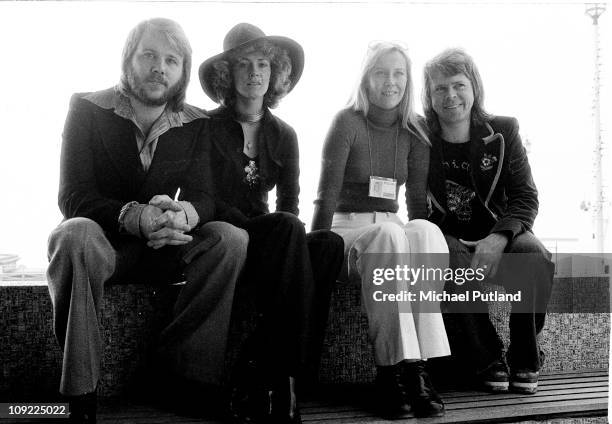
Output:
[427,116,539,240]
[58,89,215,237]
[207,106,299,226]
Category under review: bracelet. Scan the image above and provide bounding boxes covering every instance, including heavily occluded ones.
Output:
[118,201,139,234]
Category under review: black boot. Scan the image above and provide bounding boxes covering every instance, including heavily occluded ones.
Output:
[230,366,301,424]
[228,358,261,424]
[374,364,412,418]
[266,376,301,424]
[402,361,445,417]
[67,389,97,424]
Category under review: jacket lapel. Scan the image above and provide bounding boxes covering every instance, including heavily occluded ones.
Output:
[470,122,504,207]
[428,135,449,214]
[211,109,241,161]
[259,110,283,184]
[261,110,282,166]
[95,107,147,190]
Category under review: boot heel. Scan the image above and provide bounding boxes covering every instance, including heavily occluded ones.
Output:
[402,361,445,418]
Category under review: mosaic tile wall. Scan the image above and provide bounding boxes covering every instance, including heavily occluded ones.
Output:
[0,284,178,400]
[1,276,609,399]
[318,277,610,384]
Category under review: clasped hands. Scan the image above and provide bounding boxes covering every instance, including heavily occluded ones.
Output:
[140,194,193,249]
[459,232,509,279]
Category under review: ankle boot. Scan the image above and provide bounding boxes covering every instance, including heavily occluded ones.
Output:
[401,361,444,417]
[374,364,411,418]
[228,358,261,423]
[265,375,301,424]
[67,389,97,424]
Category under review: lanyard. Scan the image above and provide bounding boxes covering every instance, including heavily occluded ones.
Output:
[366,120,399,179]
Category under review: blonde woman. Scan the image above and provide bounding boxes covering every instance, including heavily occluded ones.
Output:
[312,42,449,418]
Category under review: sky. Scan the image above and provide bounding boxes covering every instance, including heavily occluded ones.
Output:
[0,1,610,268]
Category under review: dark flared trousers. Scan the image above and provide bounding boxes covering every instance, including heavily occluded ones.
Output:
[47,218,248,396]
[442,232,554,373]
[238,212,343,381]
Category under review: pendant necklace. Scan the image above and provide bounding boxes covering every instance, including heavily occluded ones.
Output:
[236,110,264,152]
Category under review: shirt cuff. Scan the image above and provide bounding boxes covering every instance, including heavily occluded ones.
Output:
[123,204,147,237]
[179,201,199,230]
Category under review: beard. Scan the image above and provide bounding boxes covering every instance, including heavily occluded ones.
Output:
[126,67,183,107]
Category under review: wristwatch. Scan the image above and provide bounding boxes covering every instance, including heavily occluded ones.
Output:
[118,201,139,233]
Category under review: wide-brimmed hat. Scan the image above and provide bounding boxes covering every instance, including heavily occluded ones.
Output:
[199,23,304,103]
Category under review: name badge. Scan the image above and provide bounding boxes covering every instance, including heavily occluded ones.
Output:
[369,176,397,200]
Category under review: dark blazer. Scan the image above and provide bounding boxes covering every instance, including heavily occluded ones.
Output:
[207,106,299,225]
[427,116,539,240]
[58,91,215,236]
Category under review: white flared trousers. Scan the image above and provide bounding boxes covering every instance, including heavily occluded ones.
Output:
[331,212,451,366]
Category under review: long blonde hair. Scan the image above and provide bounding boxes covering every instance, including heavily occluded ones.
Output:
[348,41,430,146]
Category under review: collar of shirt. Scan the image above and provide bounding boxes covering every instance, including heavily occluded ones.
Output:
[83,86,207,172]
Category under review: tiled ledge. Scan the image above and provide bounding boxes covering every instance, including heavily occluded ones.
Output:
[0,281,48,286]
[1,277,609,400]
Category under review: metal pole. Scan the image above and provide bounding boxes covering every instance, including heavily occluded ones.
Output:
[585,3,606,253]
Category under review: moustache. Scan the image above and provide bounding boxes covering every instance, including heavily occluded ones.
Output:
[147,75,168,86]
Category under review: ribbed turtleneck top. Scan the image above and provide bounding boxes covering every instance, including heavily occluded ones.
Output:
[311,105,430,231]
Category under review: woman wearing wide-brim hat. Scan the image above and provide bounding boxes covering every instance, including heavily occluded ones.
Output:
[199,23,344,424]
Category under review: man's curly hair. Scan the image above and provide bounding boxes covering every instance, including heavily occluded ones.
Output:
[210,39,293,109]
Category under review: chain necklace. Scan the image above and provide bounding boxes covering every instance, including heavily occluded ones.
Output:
[235,110,264,124]
[236,109,264,152]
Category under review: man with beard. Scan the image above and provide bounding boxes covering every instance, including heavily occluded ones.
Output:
[47,18,248,423]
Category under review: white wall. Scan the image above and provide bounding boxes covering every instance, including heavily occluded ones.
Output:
[0,1,610,267]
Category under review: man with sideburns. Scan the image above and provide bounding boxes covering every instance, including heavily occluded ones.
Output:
[47,18,248,422]
[423,48,554,395]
